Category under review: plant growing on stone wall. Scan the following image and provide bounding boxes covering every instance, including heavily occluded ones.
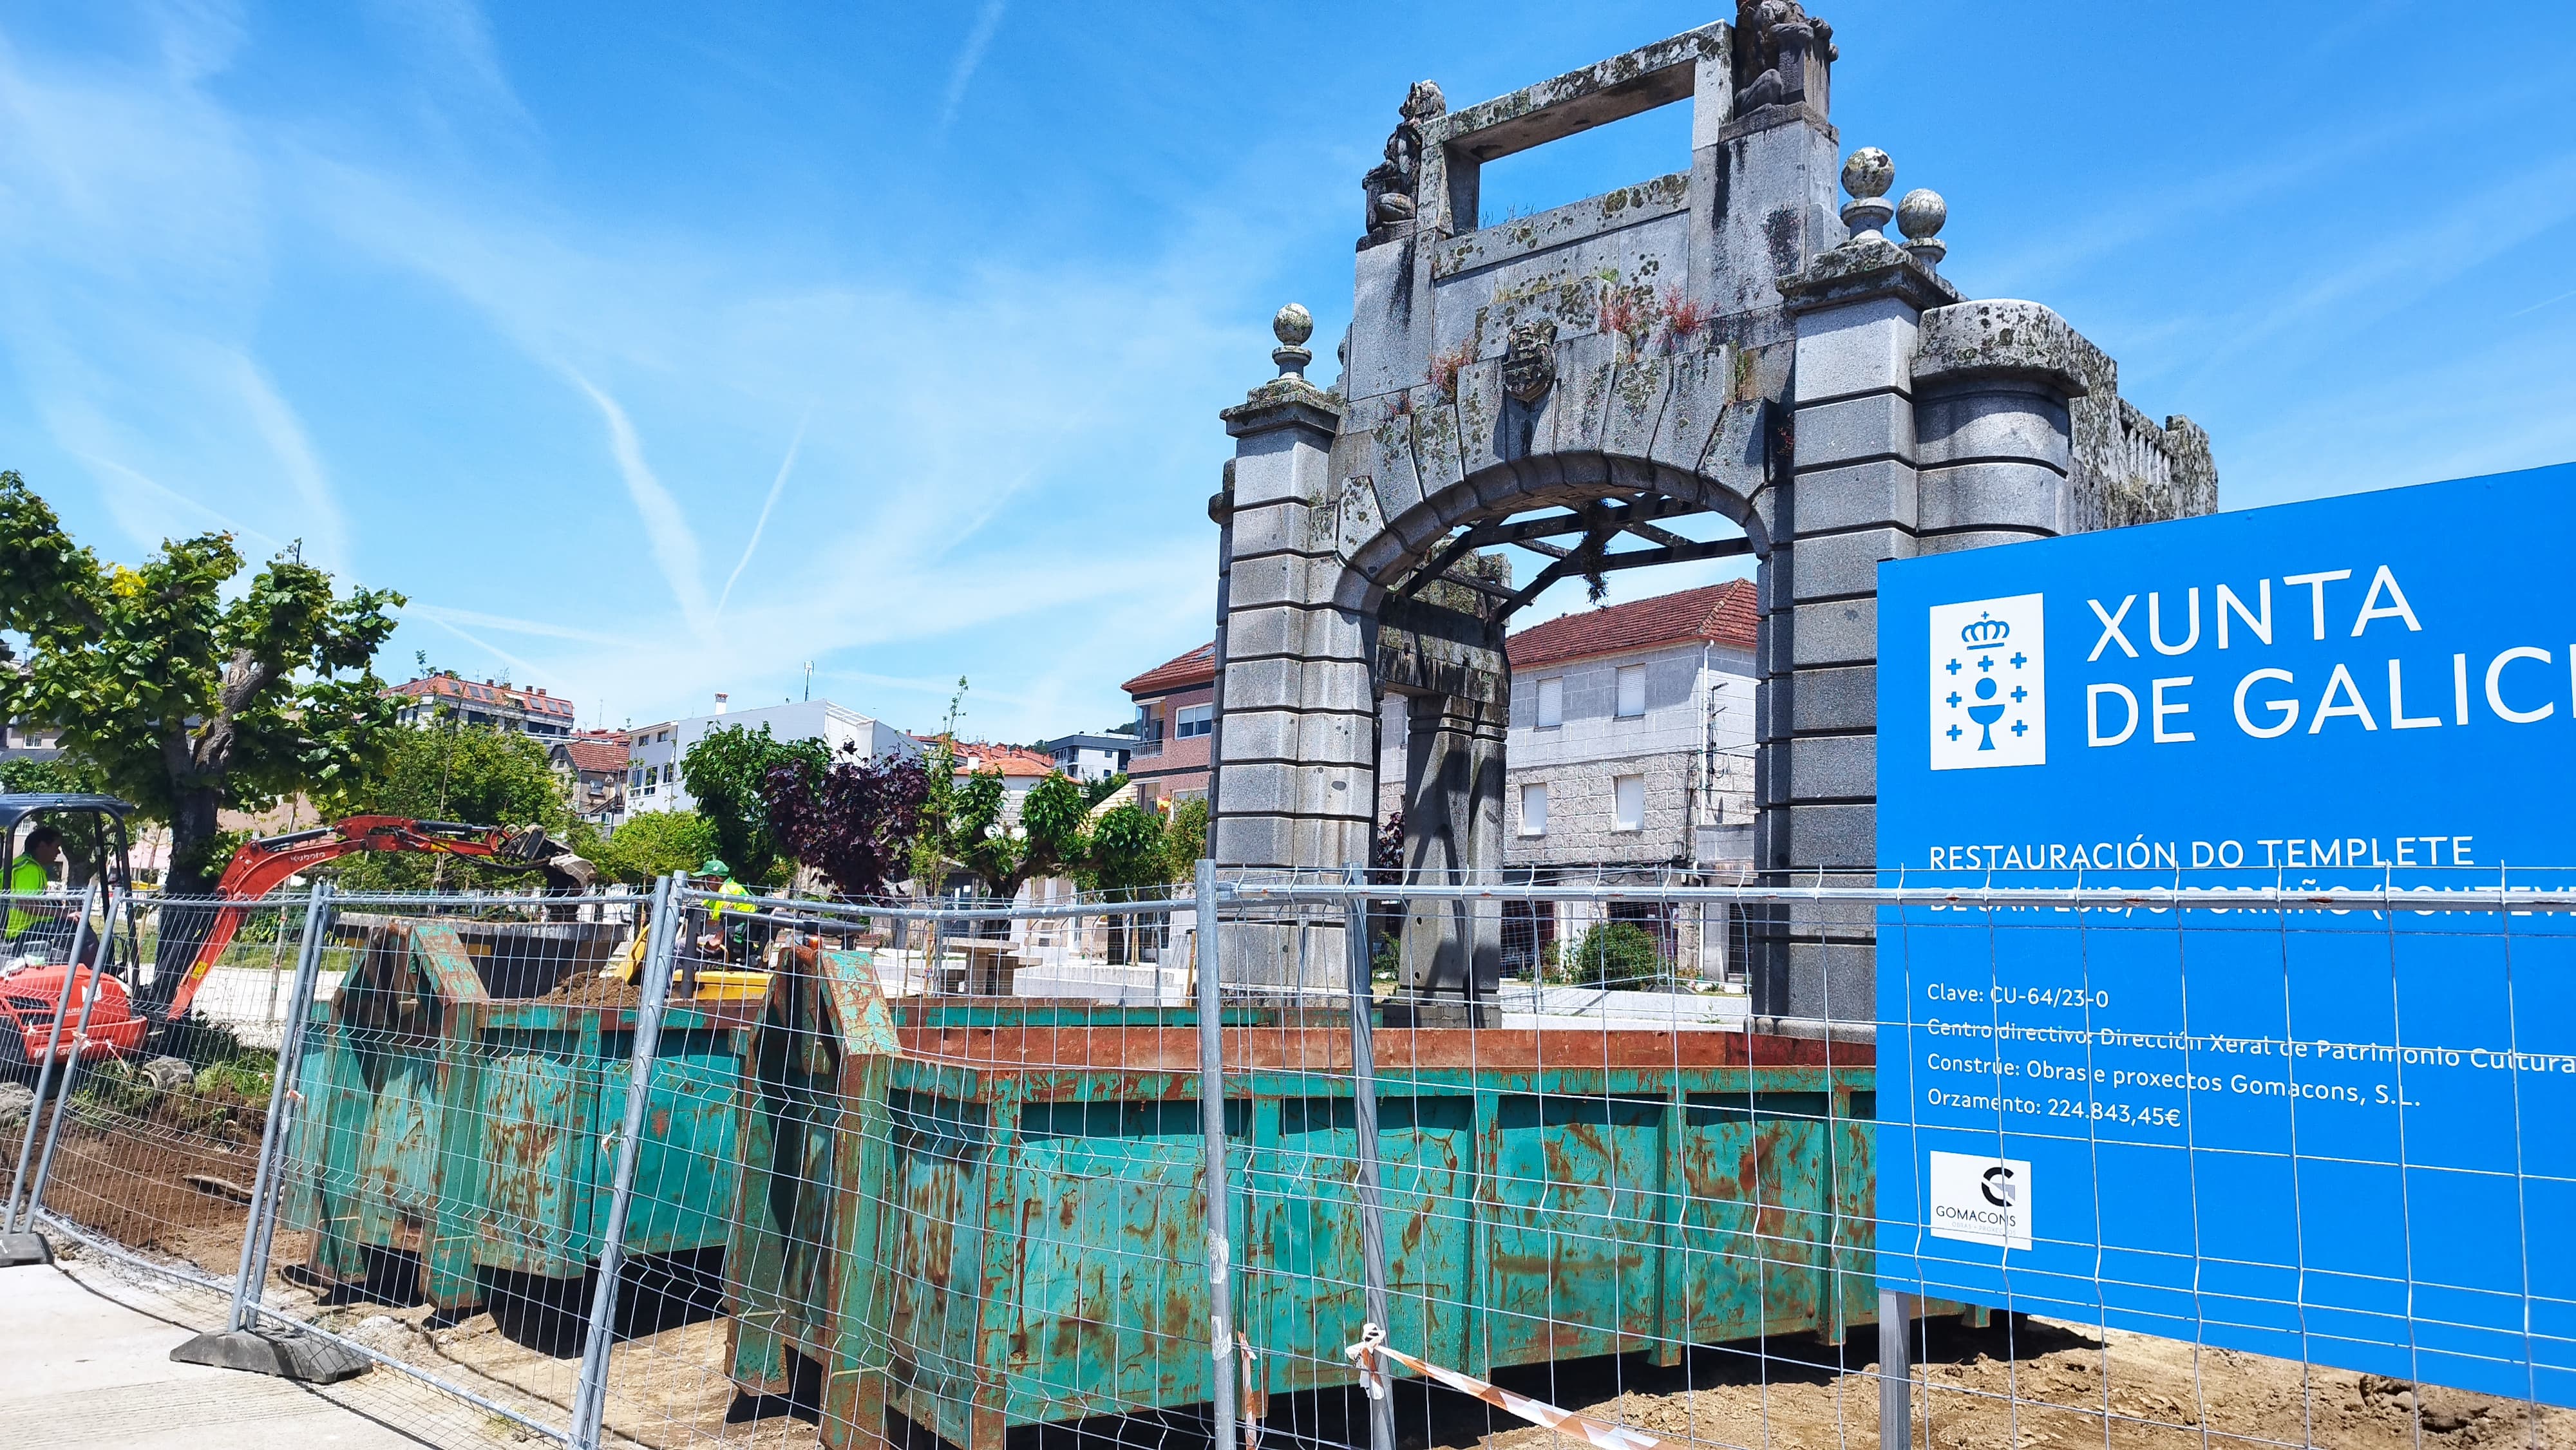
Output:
[1596,282,1659,357]
[1658,287,1710,353]
[1427,341,1473,402]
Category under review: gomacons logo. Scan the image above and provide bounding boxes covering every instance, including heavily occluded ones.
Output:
[1929,594,2047,770]
[1501,318,1558,404]
[1927,1150,2034,1251]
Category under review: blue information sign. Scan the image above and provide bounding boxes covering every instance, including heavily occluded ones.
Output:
[1875,463,2576,1406]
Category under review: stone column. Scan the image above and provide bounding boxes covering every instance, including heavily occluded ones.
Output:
[1912,299,2091,556]
[1395,691,1505,1017]
[1210,309,1370,988]
[1759,153,1962,1028]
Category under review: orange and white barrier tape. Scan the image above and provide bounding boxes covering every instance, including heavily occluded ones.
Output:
[1344,1324,1669,1450]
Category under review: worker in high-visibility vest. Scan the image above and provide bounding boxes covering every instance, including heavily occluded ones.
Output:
[6,825,62,944]
[701,858,755,961]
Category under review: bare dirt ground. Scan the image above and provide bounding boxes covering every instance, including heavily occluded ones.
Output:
[21,1118,2569,1450]
[1461,1315,2573,1450]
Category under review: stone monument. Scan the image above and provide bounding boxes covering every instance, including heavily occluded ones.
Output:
[1206,17,2216,1027]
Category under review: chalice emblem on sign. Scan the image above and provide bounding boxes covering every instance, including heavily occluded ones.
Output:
[1928,594,2047,770]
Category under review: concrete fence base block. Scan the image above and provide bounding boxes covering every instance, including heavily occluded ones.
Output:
[0,1229,53,1266]
[170,1326,372,1384]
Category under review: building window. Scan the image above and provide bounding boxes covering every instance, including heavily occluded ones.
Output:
[629,767,643,788]
[1613,774,1645,832]
[1519,782,1548,837]
[1535,677,1563,729]
[1615,665,1647,719]
[1176,703,1213,739]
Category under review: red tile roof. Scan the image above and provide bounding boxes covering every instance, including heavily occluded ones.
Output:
[915,737,1061,779]
[390,673,578,719]
[560,739,629,775]
[1508,579,1758,669]
[1121,642,1217,698]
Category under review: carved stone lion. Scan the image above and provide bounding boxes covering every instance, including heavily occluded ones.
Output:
[1361,80,1446,247]
[1501,319,1558,404]
[1733,1,1837,113]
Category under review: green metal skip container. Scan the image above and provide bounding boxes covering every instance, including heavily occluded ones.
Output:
[725,950,1896,1450]
[285,918,751,1328]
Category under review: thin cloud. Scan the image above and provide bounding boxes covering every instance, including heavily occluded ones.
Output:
[938,1,1005,130]
[2507,287,2576,319]
[228,353,350,572]
[405,601,635,648]
[568,372,712,639]
[718,412,806,618]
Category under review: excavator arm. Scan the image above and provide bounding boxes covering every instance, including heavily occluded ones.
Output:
[147,816,595,1023]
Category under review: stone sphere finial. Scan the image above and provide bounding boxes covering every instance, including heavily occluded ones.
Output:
[1271,303,1315,378]
[1897,187,1948,268]
[1839,147,1895,242]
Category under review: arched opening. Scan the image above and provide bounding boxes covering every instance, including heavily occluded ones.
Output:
[1335,455,1773,1017]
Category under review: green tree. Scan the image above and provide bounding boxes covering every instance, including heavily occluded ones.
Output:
[316,723,567,890]
[0,472,403,896]
[571,809,720,887]
[1081,802,1167,898]
[1156,796,1208,885]
[680,723,827,888]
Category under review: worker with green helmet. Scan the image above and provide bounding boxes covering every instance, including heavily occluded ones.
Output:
[6,825,62,943]
[699,857,755,960]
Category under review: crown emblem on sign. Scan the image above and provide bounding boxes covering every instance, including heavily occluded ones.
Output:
[1959,613,2011,646]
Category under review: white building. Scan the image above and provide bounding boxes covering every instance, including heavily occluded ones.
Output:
[1038,732,1135,784]
[1376,580,1759,978]
[621,699,921,819]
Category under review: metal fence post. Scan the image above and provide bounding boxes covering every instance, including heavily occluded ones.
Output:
[6,882,99,1241]
[1344,865,1397,1450]
[1879,1290,1913,1447]
[570,871,682,1450]
[19,887,116,1241]
[1193,858,1239,1450]
[228,881,334,1332]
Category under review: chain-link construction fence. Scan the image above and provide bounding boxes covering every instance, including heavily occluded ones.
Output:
[6,873,2570,1449]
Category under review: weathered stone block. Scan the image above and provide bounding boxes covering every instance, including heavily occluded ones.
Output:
[1783,801,1875,870]
[1348,238,1430,402]
[1915,384,2072,472]
[1918,459,2067,536]
[1218,763,1293,816]
[1220,708,1300,763]
[1226,498,1315,560]
[1297,708,1378,767]
[1227,552,1321,611]
[1412,393,1468,493]
[1913,299,2092,400]
[1789,664,1875,733]
[1297,658,1377,715]
[1791,292,1919,404]
[1600,353,1671,462]
[1791,391,1913,471]
[1213,811,1294,870]
[1548,329,1623,457]
[1233,426,1331,511]
[1785,733,1874,802]
[1776,941,1877,1024]
[1790,458,1916,534]
[1916,527,2054,557]
[1783,525,1913,603]
[1224,656,1301,713]
[1788,598,1877,668]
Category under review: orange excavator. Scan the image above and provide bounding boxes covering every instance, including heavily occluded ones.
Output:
[0,800,594,1072]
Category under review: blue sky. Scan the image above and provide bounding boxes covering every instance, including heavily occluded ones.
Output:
[2,2,2570,742]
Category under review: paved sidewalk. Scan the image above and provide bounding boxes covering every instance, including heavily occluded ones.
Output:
[0,1261,429,1449]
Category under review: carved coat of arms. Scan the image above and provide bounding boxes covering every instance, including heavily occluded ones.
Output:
[1501,319,1558,404]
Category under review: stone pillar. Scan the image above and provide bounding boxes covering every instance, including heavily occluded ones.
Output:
[1912,299,2091,556]
[1759,151,1963,1028]
[1396,691,1505,1012]
[1210,308,1369,988]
